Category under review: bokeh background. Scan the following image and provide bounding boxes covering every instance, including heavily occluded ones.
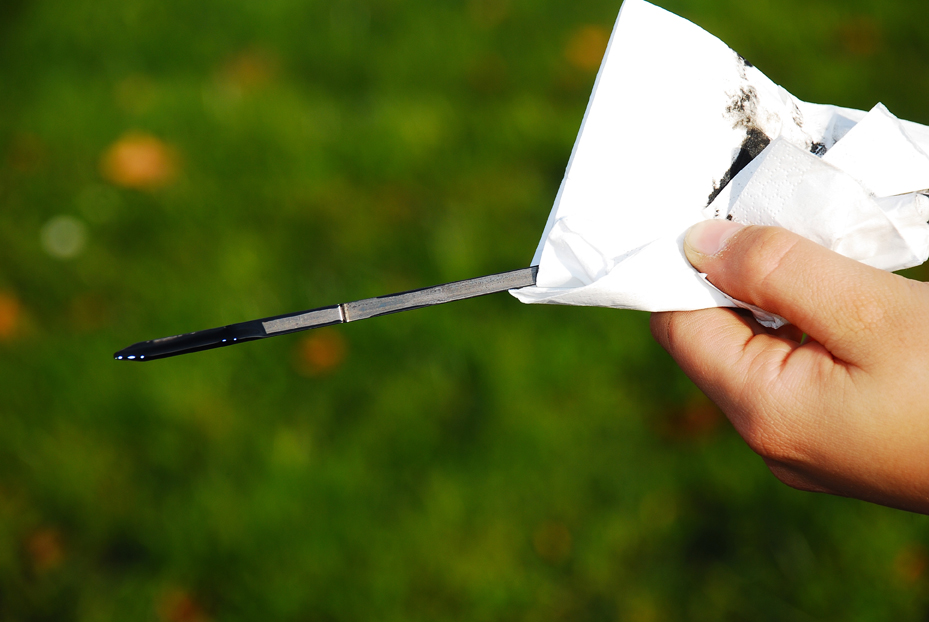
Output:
[2,0,928,619]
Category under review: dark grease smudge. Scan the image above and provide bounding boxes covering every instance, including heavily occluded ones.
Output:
[707,62,772,208]
[810,142,827,157]
[791,103,804,129]
[707,127,771,206]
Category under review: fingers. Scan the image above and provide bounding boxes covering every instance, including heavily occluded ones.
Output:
[683,221,922,367]
[652,307,858,477]
[656,221,929,513]
[655,305,929,513]
[650,308,797,420]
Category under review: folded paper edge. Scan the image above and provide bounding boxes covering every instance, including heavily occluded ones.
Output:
[512,0,929,324]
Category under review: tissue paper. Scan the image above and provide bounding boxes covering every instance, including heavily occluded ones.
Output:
[511,0,929,324]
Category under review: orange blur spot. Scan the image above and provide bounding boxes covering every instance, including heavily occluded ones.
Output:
[157,589,210,622]
[467,53,509,95]
[0,293,21,340]
[658,393,724,442]
[680,393,724,437]
[294,329,347,377]
[468,0,510,29]
[26,528,65,574]
[5,133,46,174]
[374,183,416,223]
[69,294,110,331]
[895,545,928,584]
[219,48,278,94]
[533,521,572,564]
[565,25,610,72]
[838,16,882,57]
[101,132,178,190]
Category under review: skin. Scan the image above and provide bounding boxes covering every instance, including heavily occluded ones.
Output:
[651,220,929,514]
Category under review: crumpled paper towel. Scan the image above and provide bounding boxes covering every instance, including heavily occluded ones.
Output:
[511,0,929,327]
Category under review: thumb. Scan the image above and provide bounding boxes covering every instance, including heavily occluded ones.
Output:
[683,220,920,367]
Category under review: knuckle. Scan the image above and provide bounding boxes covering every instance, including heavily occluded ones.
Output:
[662,312,682,352]
[649,312,670,350]
[653,311,687,357]
[735,227,802,291]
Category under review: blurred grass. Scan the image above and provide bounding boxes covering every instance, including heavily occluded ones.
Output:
[1,0,928,620]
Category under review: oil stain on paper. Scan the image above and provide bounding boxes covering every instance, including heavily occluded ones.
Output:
[706,54,772,208]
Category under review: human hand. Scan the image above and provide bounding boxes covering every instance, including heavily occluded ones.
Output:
[651,221,929,514]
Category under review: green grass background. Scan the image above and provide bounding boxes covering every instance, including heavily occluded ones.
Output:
[1,0,928,620]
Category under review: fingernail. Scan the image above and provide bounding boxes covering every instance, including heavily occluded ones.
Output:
[685,219,746,257]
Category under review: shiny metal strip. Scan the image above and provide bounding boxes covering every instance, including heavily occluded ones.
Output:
[343,267,537,322]
[262,306,343,334]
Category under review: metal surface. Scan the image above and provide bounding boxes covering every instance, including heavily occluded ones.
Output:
[342,268,539,322]
[114,266,538,362]
[262,306,344,334]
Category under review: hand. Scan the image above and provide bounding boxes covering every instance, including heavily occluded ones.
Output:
[651,220,929,514]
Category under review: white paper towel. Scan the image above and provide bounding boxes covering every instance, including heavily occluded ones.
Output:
[511,0,929,326]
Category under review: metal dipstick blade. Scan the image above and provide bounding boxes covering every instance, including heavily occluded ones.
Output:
[343,266,538,322]
[114,266,538,362]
